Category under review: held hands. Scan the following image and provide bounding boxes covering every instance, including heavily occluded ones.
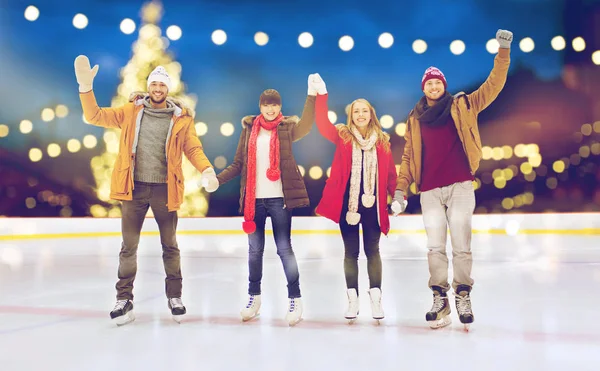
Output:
[390,190,408,216]
[74,55,99,93]
[307,73,327,96]
[199,167,219,193]
[496,29,513,49]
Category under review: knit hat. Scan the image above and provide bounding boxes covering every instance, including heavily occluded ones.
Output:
[421,67,447,91]
[147,66,172,91]
[259,89,281,106]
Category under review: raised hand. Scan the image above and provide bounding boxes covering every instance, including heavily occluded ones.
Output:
[307,73,317,96]
[496,29,513,49]
[311,73,327,95]
[74,55,99,93]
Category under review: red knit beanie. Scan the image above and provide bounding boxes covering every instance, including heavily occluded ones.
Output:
[421,67,447,91]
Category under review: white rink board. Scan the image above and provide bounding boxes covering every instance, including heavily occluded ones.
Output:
[0,213,599,237]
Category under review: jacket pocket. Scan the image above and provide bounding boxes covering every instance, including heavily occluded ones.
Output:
[469,126,482,153]
[112,168,131,195]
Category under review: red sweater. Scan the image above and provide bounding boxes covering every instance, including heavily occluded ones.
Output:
[420,116,473,192]
[315,94,397,235]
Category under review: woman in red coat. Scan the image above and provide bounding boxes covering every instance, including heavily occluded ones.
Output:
[309,74,397,322]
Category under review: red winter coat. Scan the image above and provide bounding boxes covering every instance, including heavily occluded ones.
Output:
[315,94,397,235]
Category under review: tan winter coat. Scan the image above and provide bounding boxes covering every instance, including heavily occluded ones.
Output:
[79,91,213,211]
[396,48,511,193]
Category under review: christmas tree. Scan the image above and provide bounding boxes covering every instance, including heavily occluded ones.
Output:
[89,0,208,218]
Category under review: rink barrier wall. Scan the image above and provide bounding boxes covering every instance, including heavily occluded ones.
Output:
[0,214,599,240]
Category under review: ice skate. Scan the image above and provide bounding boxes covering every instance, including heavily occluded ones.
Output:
[344,288,359,323]
[168,297,186,323]
[240,294,261,322]
[110,299,135,326]
[368,288,384,324]
[425,287,452,329]
[455,285,474,331]
[285,297,303,326]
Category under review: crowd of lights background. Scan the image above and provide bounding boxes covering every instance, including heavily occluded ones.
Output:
[0,0,599,217]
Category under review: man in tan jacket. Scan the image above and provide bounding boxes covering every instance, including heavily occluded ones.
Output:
[74,56,218,326]
[391,29,513,330]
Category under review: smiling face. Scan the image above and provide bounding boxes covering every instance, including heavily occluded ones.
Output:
[423,78,446,101]
[148,81,168,105]
[351,101,371,129]
[260,103,282,121]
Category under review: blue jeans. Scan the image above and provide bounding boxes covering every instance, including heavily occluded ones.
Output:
[247,198,301,298]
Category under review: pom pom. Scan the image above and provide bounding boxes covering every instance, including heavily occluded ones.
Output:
[242,221,256,234]
[346,212,361,225]
[266,168,280,181]
[361,194,376,208]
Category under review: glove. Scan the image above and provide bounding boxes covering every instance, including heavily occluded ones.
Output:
[390,190,408,215]
[307,73,317,96]
[74,55,99,93]
[311,73,327,95]
[496,29,513,49]
[199,167,219,193]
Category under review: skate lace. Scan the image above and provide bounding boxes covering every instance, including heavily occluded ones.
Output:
[113,299,128,311]
[455,294,472,315]
[288,299,296,312]
[430,295,446,313]
[246,296,256,308]
[169,297,184,309]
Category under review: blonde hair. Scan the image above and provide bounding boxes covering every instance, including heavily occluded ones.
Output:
[337,98,390,152]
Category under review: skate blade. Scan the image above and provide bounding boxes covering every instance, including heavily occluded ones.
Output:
[172,314,184,324]
[428,316,452,329]
[114,311,135,326]
[463,323,470,331]
[241,313,260,322]
[288,317,303,327]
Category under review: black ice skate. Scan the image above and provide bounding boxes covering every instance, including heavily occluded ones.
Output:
[168,297,187,323]
[425,286,452,329]
[454,285,474,331]
[110,299,135,326]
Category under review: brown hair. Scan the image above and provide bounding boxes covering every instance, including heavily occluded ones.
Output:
[259,89,282,106]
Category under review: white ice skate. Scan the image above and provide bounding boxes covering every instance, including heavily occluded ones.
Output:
[285,297,303,326]
[110,299,135,326]
[240,294,261,322]
[344,288,359,323]
[369,288,384,324]
[168,297,186,323]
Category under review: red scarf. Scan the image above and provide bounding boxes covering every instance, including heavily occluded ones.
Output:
[242,113,283,234]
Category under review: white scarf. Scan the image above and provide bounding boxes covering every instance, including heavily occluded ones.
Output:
[346,127,378,225]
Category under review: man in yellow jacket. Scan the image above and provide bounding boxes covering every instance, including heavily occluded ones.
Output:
[74,56,218,325]
[392,30,513,330]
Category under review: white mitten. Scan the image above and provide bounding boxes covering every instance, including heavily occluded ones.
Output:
[74,55,99,93]
[311,73,327,95]
[391,190,408,215]
[200,167,219,193]
[496,29,513,49]
[307,73,317,96]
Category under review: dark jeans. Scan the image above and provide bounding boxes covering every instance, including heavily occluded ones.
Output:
[116,182,181,300]
[247,197,301,298]
[339,177,382,293]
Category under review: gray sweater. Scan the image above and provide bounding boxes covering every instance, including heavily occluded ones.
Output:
[134,98,175,183]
